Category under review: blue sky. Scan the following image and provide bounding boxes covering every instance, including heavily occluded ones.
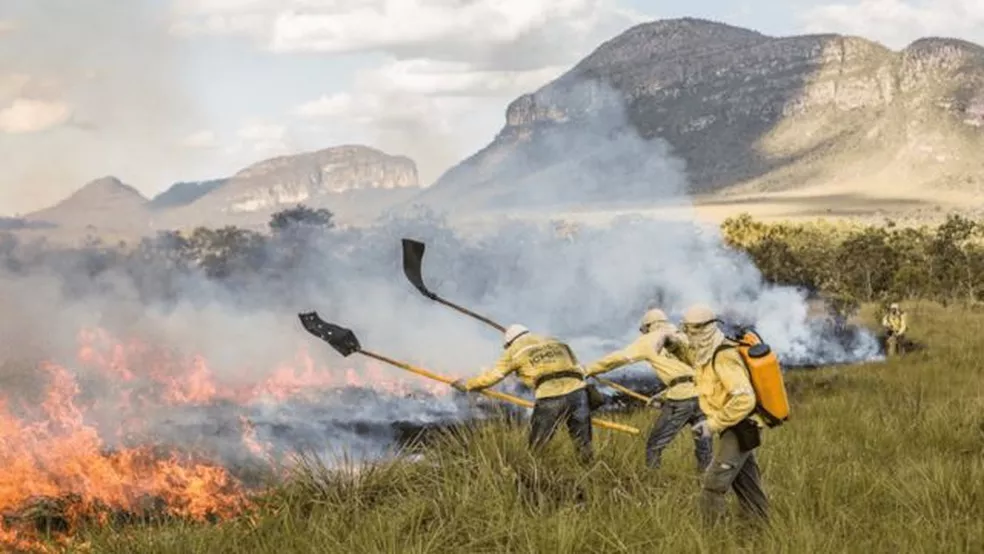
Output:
[1,0,982,214]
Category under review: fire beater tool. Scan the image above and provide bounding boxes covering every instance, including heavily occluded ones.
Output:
[400,238,653,404]
[297,311,639,435]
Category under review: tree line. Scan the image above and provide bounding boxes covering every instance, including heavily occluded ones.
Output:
[2,205,980,313]
[721,213,984,308]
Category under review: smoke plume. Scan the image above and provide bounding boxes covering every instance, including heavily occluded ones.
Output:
[0,80,881,469]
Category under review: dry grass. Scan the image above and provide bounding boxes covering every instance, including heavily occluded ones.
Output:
[62,302,984,553]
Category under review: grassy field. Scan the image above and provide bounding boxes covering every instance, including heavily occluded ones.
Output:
[63,302,984,553]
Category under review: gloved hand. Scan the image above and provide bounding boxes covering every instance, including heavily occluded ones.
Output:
[691,419,712,440]
[646,395,663,409]
[450,379,468,393]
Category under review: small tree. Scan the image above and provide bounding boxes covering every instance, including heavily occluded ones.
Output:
[269,204,335,233]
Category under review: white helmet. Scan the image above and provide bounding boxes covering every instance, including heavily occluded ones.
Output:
[503,324,530,347]
[682,304,716,326]
[639,308,668,333]
[889,303,900,311]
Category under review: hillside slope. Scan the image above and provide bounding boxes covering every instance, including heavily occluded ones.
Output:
[25,176,152,232]
[412,18,984,217]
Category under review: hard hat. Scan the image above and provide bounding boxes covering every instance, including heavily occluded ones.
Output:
[639,308,668,332]
[682,304,716,326]
[503,324,530,347]
[889,303,899,311]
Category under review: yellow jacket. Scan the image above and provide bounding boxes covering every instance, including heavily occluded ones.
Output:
[585,326,698,401]
[882,312,907,335]
[463,333,586,400]
[695,341,761,433]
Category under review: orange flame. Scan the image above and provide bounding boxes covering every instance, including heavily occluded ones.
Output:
[0,325,457,550]
[0,362,248,551]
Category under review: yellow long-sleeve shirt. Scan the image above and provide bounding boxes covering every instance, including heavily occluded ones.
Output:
[585,327,698,401]
[696,343,760,433]
[882,312,907,335]
[463,333,586,400]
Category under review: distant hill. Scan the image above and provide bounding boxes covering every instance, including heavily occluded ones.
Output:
[411,18,984,215]
[22,145,423,236]
[24,176,152,232]
[149,179,228,211]
[19,19,984,237]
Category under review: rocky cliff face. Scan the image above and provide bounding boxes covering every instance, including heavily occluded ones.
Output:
[415,18,984,210]
[197,145,419,214]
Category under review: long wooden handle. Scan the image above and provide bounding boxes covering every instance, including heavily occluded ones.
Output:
[361,350,639,435]
[595,377,652,403]
[434,297,507,332]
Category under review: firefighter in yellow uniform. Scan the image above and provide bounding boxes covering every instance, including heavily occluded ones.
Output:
[452,324,592,462]
[584,308,712,471]
[881,303,908,356]
[682,304,769,525]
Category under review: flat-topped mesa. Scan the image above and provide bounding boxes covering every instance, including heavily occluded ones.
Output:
[214,145,419,214]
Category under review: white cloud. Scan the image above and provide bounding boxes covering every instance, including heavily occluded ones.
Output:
[268,0,588,53]
[182,129,220,148]
[236,121,289,153]
[171,0,647,66]
[803,0,984,48]
[0,98,72,134]
[173,0,654,185]
[294,90,460,133]
[355,59,570,97]
[293,93,351,119]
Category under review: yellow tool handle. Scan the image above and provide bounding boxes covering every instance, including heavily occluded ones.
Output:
[362,350,640,435]
[595,377,652,403]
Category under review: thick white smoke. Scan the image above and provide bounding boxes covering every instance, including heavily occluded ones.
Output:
[391,80,883,371]
[0,80,881,468]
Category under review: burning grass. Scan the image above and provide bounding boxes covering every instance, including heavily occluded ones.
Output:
[6,302,984,552]
[0,324,470,552]
[16,301,976,553]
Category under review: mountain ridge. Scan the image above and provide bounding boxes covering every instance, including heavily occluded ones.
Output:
[15,18,984,238]
[409,17,984,214]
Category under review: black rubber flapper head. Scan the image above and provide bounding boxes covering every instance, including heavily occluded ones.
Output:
[401,238,436,299]
[298,312,362,357]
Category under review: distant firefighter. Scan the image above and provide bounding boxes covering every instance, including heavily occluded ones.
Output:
[881,303,908,356]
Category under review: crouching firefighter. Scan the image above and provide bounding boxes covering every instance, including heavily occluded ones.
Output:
[682,304,786,526]
[584,308,712,472]
[452,324,597,463]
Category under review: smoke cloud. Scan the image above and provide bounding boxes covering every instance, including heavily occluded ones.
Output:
[0,79,881,468]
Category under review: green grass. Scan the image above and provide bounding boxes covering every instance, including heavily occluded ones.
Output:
[62,303,984,553]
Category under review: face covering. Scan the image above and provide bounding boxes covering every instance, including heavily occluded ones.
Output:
[686,322,725,367]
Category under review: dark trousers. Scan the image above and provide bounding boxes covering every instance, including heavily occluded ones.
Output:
[647,397,713,471]
[529,388,593,463]
[700,426,769,524]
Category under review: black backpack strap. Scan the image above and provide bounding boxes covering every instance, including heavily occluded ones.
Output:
[667,375,695,387]
[533,370,585,389]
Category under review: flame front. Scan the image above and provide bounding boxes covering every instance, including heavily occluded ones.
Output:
[0,326,455,551]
